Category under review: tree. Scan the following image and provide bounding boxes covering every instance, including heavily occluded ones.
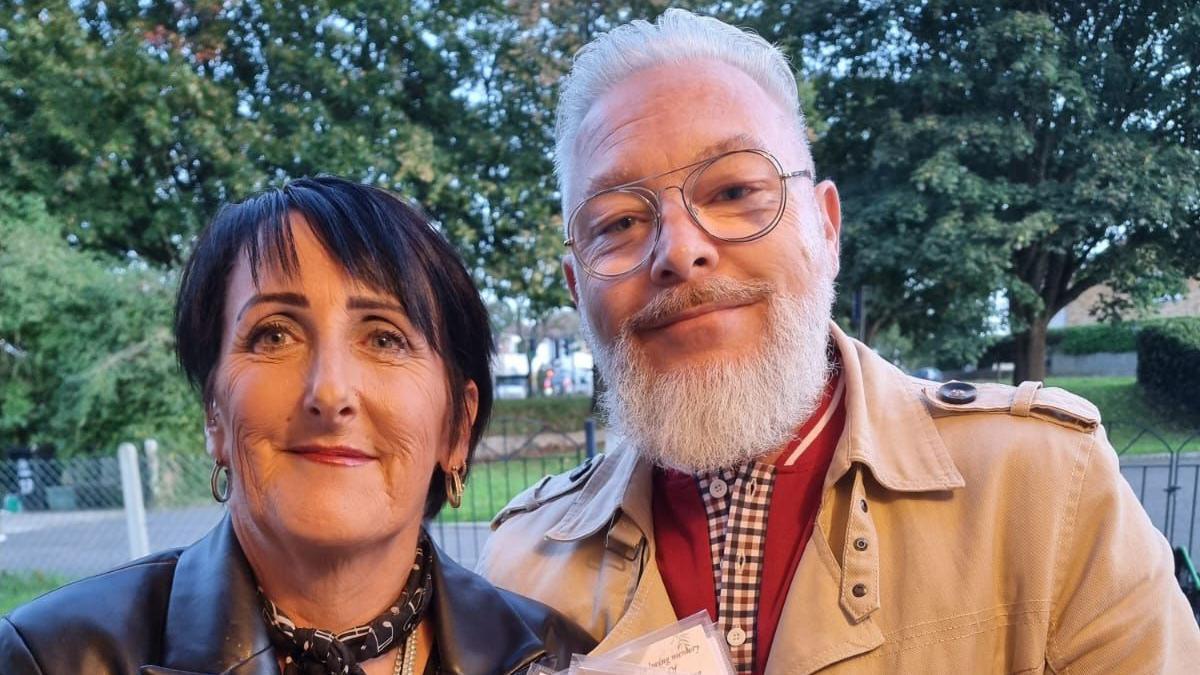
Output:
[745,1,1200,380]
[0,193,200,455]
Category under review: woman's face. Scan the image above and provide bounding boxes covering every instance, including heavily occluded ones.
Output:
[207,216,476,549]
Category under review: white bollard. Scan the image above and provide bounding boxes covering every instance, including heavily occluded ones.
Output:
[143,438,160,503]
[118,442,150,560]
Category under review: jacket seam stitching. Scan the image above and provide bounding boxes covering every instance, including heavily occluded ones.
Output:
[1044,429,1094,670]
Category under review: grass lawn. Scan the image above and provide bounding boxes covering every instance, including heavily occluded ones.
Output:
[0,571,71,616]
[436,451,590,524]
[1044,376,1199,455]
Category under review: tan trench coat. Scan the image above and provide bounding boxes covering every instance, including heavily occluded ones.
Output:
[477,325,1200,673]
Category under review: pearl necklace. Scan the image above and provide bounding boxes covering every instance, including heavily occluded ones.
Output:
[391,628,419,675]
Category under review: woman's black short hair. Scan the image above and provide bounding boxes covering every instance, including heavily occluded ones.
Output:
[175,176,494,519]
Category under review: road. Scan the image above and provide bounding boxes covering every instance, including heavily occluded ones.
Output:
[2,456,1196,580]
[0,506,492,577]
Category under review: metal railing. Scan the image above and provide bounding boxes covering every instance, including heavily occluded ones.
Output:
[1107,421,1200,561]
[3,418,1198,610]
[0,419,597,578]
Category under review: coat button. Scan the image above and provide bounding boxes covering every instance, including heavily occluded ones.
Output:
[726,626,746,647]
[852,583,868,598]
[709,478,728,499]
[854,537,869,551]
[937,381,977,404]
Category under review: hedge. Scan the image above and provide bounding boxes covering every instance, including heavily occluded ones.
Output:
[979,319,1174,367]
[1057,323,1139,355]
[1137,317,1200,417]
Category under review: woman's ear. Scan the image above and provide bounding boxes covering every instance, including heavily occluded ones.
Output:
[205,402,227,463]
[446,380,479,470]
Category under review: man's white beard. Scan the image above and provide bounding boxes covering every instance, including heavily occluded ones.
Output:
[585,268,836,474]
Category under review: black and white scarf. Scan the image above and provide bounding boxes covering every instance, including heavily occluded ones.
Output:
[260,532,434,675]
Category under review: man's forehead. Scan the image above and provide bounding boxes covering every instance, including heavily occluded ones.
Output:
[566,60,795,200]
[582,133,771,195]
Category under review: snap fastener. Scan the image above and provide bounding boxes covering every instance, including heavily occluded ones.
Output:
[709,478,728,499]
[937,381,977,404]
[852,583,868,598]
[860,499,868,512]
[854,537,869,551]
[726,626,746,647]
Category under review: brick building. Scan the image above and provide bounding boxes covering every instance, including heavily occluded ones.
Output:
[1050,278,1200,329]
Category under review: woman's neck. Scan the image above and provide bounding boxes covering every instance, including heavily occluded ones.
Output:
[233,513,426,632]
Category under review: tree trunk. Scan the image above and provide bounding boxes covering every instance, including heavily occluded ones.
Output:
[1012,318,1049,384]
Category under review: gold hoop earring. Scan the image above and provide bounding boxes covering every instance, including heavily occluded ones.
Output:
[445,465,464,509]
[210,462,231,503]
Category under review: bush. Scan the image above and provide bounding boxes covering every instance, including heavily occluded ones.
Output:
[978,318,1181,367]
[1057,323,1139,355]
[1137,318,1200,417]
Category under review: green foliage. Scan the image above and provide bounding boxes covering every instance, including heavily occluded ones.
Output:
[0,193,201,455]
[1056,323,1139,355]
[491,396,593,435]
[0,571,71,615]
[1137,318,1200,418]
[742,1,1200,375]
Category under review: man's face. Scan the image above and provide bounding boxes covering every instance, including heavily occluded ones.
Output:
[562,59,844,471]
[564,59,842,374]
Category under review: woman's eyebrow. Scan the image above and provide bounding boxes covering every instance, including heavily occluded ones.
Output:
[236,292,308,321]
[348,297,405,313]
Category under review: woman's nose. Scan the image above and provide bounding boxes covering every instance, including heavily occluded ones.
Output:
[648,189,721,285]
[303,349,358,423]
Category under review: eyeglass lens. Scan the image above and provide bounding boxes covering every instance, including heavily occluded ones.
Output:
[570,150,785,276]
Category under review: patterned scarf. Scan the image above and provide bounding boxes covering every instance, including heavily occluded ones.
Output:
[260,531,434,675]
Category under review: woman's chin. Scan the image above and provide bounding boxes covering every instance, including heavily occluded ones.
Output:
[238,492,416,553]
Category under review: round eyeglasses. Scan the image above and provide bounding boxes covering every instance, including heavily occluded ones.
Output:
[564,148,812,278]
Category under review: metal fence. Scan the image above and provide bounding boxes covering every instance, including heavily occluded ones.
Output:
[0,419,595,578]
[2,419,1197,583]
[1108,422,1200,561]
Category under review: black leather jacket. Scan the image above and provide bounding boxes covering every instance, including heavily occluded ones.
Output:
[0,518,594,674]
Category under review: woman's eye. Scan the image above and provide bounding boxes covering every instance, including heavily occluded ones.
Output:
[249,324,296,353]
[369,330,408,352]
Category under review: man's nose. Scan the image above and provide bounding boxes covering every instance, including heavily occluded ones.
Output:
[648,189,720,285]
[303,346,359,424]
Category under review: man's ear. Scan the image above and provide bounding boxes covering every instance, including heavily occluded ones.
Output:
[563,256,580,307]
[446,380,479,470]
[814,179,842,275]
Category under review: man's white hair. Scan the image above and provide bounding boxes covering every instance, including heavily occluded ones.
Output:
[555,8,812,224]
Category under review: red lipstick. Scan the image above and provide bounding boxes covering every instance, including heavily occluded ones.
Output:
[286,445,375,466]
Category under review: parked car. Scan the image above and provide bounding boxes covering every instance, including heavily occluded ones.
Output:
[910,366,945,382]
[495,374,528,399]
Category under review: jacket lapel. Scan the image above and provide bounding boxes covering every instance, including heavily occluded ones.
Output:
[159,515,278,675]
[430,542,556,674]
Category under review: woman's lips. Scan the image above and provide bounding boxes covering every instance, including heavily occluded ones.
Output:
[286,445,375,466]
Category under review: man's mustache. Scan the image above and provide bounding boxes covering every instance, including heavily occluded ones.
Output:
[624,277,776,334]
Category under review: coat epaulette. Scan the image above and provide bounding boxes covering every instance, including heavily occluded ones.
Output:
[919,379,1100,433]
[490,453,607,530]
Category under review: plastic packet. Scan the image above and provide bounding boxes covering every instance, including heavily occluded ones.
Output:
[577,611,736,675]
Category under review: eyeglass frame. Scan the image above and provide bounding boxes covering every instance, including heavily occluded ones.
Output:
[563,148,813,279]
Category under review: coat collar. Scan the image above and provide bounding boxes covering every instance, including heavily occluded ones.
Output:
[160,515,277,675]
[158,518,553,675]
[548,323,964,541]
[825,322,964,492]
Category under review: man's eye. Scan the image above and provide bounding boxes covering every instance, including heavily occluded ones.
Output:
[715,185,753,201]
[599,216,637,236]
